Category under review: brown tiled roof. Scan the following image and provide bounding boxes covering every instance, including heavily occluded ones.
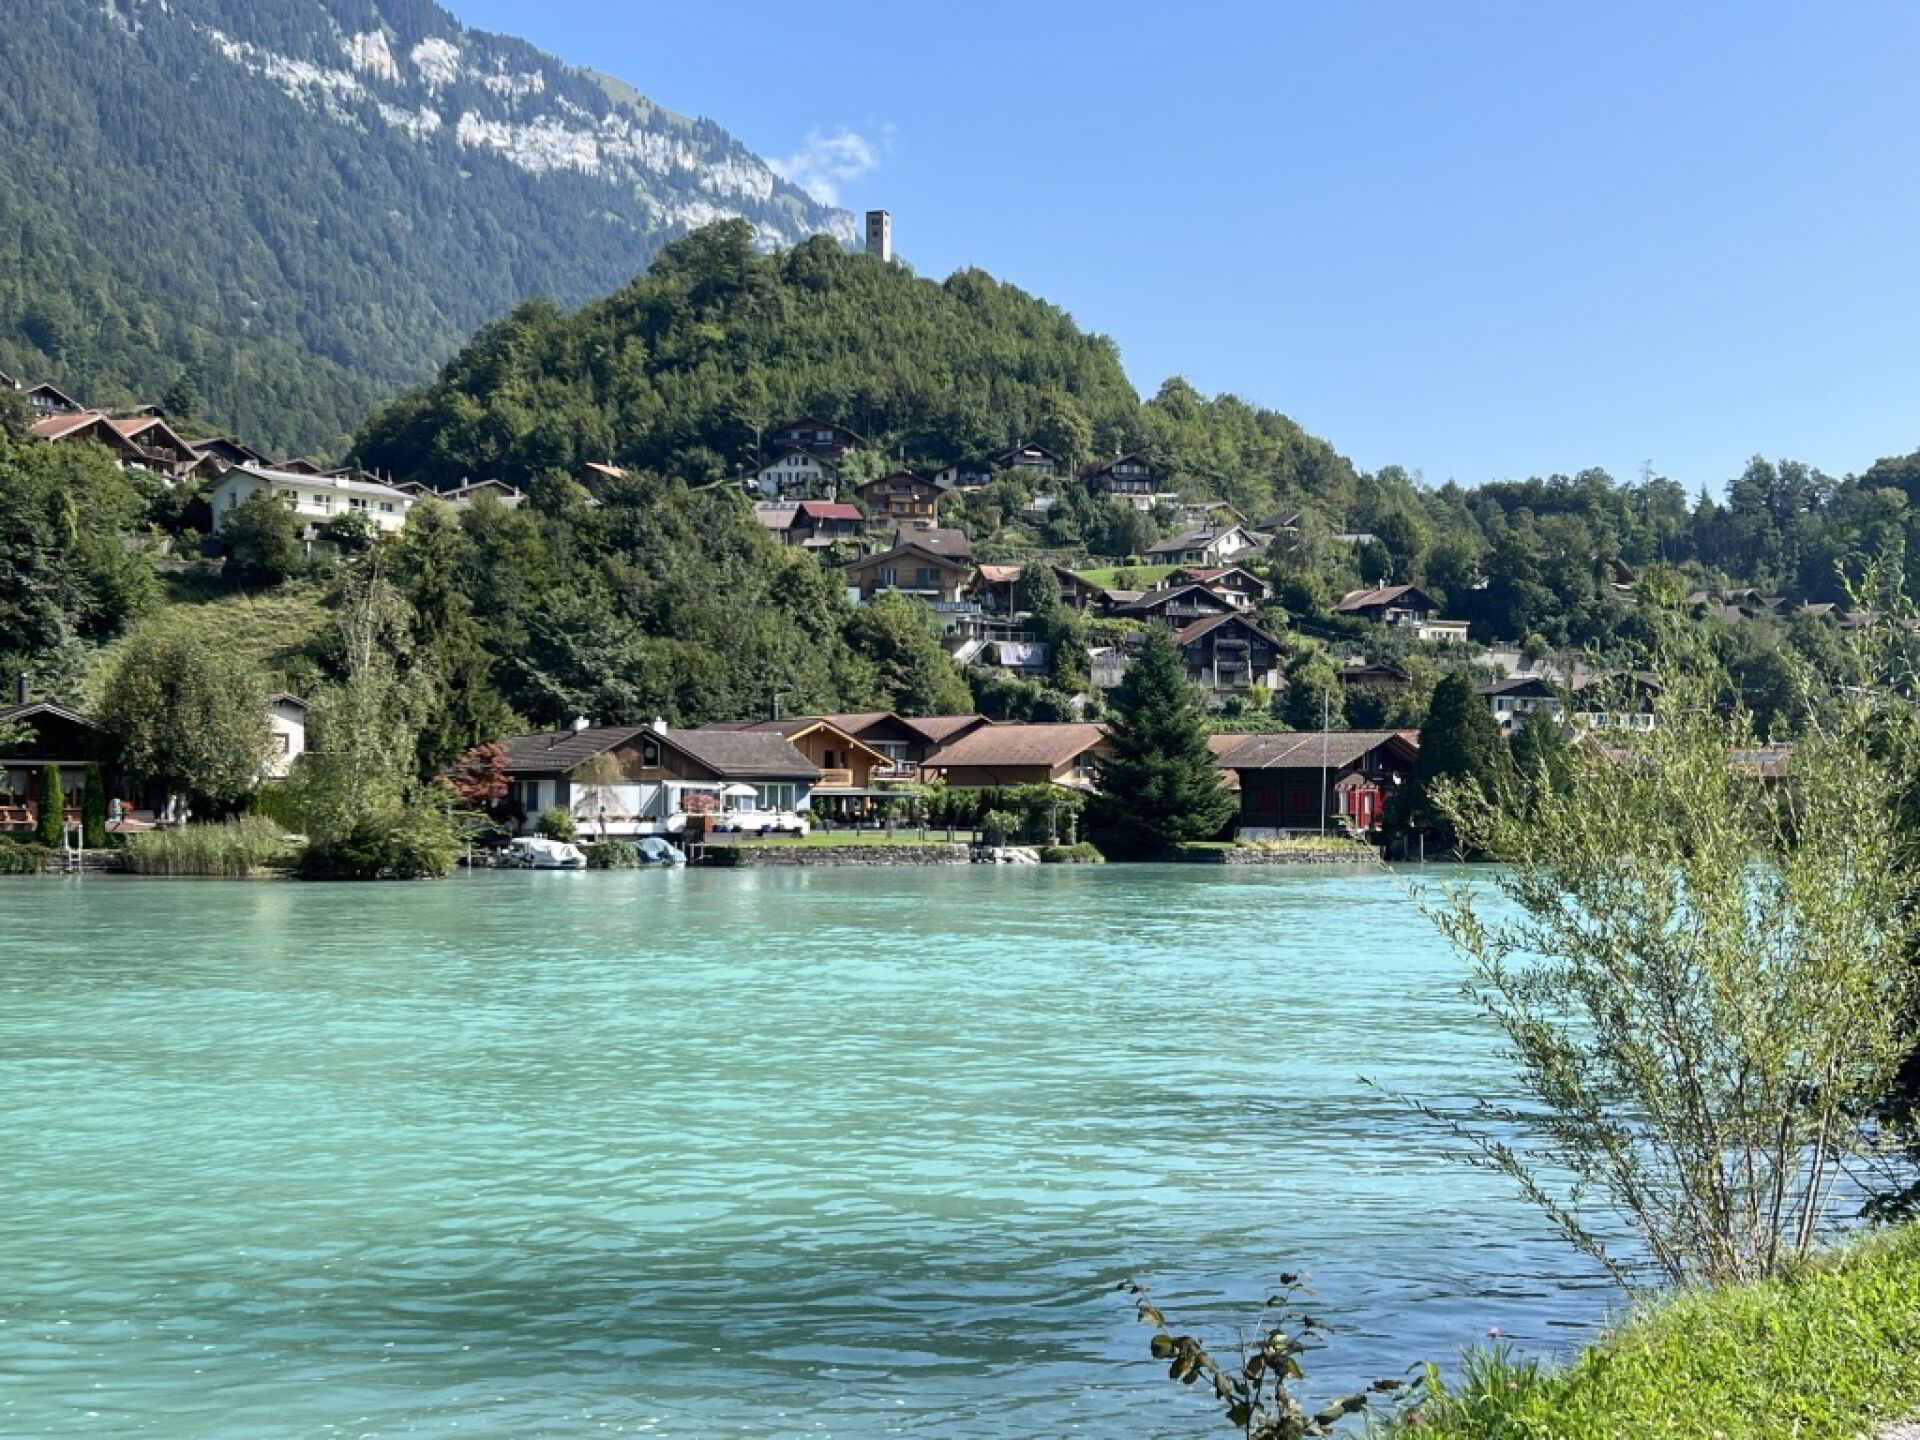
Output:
[1171,612,1283,647]
[500,725,646,774]
[1209,730,1417,771]
[1333,584,1437,614]
[1118,582,1233,615]
[974,564,1023,584]
[667,729,821,779]
[901,714,990,745]
[28,410,114,441]
[926,722,1107,769]
[795,501,863,521]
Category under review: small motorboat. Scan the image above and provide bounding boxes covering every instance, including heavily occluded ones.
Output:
[504,837,588,870]
[634,837,687,867]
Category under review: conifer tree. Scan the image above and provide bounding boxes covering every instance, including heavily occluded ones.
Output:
[81,761,107,849]
[1412,671,1508,847]
[1091,627,1235,855]
[36,764,64,848]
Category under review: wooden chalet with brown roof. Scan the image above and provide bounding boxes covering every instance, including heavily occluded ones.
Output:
[845,538,972,604]
[1173,565,1273,610]
[498,721,823,836]
[0,690,106,834]
[923,722,1111,790]
[1333,584,1440,625]
[22,382,81,416]
[992,440,1061,476]
[1144,524,1262,567]
[800,712,992,780]
[1210,730,1419,838]
[1172,612,1286,700]
[28,410,150,466]
[1082,452,1163,507]
[857,471,943,525]
[1111,581,1237,625]
[187,436,271,469]
[698,716,897,812]
[770,417,865,459]
[755,499,864,547]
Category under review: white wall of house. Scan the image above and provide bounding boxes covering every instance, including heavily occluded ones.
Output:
[754,452,835,498]
[210,470,413,535]
[264,699,307,779]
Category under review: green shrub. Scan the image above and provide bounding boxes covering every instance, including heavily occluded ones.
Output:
[980,808,1020,846]
[124,817,295,876]
[250,779,306,832]
[295,806,460,880]
[0,841,56,874]
[535,807,578,843]
[584,840,638,869]
[1039,842,1104,864]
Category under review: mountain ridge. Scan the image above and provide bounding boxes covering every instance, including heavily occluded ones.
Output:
[0,0,851,455]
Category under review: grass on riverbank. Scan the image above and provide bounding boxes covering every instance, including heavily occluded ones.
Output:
[123,817,296,876]
[1395,1225,1920,1439]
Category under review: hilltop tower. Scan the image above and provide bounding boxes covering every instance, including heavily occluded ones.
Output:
[864,209,892,263]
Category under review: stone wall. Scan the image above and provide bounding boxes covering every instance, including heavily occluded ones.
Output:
[1176,844,1383,867]
[705,844,970,868]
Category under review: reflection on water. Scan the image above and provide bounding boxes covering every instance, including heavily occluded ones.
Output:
[0,866,1611,1437]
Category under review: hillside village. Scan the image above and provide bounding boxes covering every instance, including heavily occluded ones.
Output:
[1,355,1822,862]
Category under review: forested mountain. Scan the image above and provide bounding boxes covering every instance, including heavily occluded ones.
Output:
[0,0,848,457]
[353,221,1358,507]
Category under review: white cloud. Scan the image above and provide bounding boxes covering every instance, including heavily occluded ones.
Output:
[769,127,883,207]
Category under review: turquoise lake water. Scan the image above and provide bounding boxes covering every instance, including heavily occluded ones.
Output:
[0,866,1611,1438]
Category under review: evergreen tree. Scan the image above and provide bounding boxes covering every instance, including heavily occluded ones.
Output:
[1508,710,1575,804]
[1412,672,1508,847]
[81,761,107,849]
[36,764,64,847]
[1091,627,1236,855]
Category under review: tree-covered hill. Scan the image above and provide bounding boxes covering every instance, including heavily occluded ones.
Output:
[0,0,847,458]
[353,221,1361,513]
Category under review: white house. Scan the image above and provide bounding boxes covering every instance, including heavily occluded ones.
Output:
[264,693,308,779]
[751,449,840,499]
[210,464,415,537]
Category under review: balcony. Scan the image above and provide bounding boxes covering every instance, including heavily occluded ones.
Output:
[815,768,856,789]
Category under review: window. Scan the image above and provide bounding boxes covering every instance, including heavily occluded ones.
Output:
[348,498,368,512]
[754,783,798,811]
[272,733,291,754]
[379,502,395,513]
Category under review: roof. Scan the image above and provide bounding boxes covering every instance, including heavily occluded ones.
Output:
[224,462,414,501]
[1177,565,1268,587]
[500,724,820,780]
[1340,660,1412,681]
[1171,612,1283,647]
[1480,675,1560,698]
[1209,730,1418,772]
[1333,584,1436,614]
[857,470,940,493]
[848,537,973,573]
[752,505,800,530]
[0,700,98,730]
[265,692,308,710]
[1083,452,1158,479]
[1144,526,1247,557]
[28,410,118,442]
[974,564,1023,584]
[993,440,1061,463]
[794,500,863,521]
[582,461,629,481]
[1117,582,1233,614]
[892,526,971,557]
[756,448,838,472]
[900,714,990,745]
[695,717,888,762]
[926,722,1108,770]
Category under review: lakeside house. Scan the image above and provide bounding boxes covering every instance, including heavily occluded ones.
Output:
[1480,671,1663,736]
[776,712,992,783]
[0,693,101,834]
[698,716,894,816]
[265,694,308,779]
[922,722,1110,789]
[209,463,415,538]
[498,721,823,836]
[1211,730,1419,838]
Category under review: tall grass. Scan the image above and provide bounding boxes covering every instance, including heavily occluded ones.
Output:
[124,817,295,876]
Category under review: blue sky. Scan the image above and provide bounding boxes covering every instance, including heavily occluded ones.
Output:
[450,0,1920,494]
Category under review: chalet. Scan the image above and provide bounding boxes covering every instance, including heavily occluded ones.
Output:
[1172,613,1285,701]
[1083,453,1170,512]
[759,499,865,548]
[881,525,973,560]
[1569,671,1661,732]
[933,460,995,489]
[1144,525,1262,567]
[498,721,822,837]
[923,722,1110,790]
[22,382,81,416]
[28,411,151,467]
[857,471,943,525]
[969,564,1024,614]
[187,436,271,469]
[264,693,308,779]
[0,691,105,834]
[769,417,864,459]
[845,540,972,604]
[993,440,1062,477]
[1253,509,1303,537]
[109,414,203,475]
[278,458,333,477]
[1479,675,1564,735]
[1111,582,1237,625]
[699,716,895,813]
[1333,584,1440,626]
[1339,659,1414,695]
[209,463,415,537]
[1211,730,1419,839]
[791,712,991,782]
[751,449,839,499]
[1173,565,1272,610]
[441,478,527,510]
[1055,568,1113,611]
[391,480,437,498]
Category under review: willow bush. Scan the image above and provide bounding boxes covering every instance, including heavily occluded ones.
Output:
[1407,633,1920,1288]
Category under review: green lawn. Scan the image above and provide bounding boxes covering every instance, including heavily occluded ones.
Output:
[1072,562,1182,589]
[87,579,331,699]
[1394,1225,1920,1439]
